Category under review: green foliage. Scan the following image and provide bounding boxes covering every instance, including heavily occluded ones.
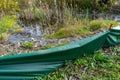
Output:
[0,15,16,34]
[88,20,102,31]
[23,41,34,49]
[0,0,19,14]
[0,15,23,40]
[94,53,111,62]
[45,19,118,38]
[39,46,120,80]
[88,20,118,31]
[103,20,119,28]
[74,57,88,66]
[45,25,88,38]
[0,33,10,41]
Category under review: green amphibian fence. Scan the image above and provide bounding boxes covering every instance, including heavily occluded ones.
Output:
[0,28,120,80]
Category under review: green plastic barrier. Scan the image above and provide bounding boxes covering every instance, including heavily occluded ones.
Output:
[103,28,120,47]
[0,28,120,80]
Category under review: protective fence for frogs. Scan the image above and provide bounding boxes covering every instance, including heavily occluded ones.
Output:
[0,27,120,80]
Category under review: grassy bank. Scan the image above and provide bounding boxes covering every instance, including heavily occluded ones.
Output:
[44,20,118,38]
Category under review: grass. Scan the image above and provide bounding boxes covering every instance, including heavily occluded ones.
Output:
[42,40,68,49]
[0,15,23,41]
[44,19,119,39]
[88,20,119,31]
[0,1,118,40]
[37,45,120,80]
[44,25,89,38]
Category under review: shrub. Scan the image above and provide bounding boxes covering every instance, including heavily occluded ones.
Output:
[23,41,34,49]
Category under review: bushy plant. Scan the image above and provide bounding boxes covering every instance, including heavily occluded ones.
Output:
[23,41,34,49]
